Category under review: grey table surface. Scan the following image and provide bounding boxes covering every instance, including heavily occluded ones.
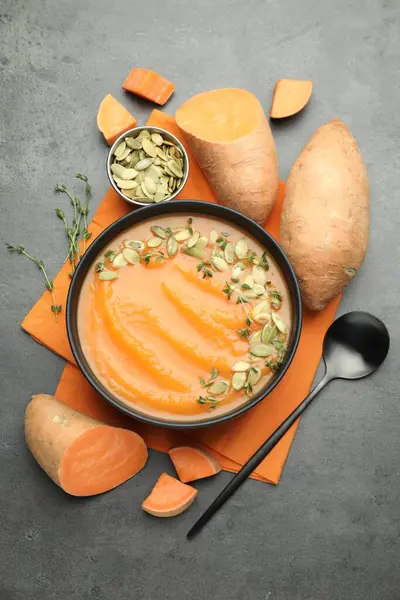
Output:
[1,0,399,598]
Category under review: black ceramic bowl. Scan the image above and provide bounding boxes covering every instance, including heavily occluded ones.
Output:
[67,201,303,429]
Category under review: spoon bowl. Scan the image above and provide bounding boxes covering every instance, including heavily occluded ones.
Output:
[323,311,390,380]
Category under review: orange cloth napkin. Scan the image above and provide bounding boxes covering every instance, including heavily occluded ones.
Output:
[21,109,340,484]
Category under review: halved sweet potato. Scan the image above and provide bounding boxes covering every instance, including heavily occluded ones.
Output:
[270,79,313,119]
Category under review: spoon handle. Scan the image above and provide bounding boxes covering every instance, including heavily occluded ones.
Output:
[187,372,332,539]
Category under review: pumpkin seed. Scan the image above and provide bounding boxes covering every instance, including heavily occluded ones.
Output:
[118,179,139,190]
[232,372,247,391]
[120,248,139,265]
[235,238,248,259]
[242,275,254,289]
[146,165,162,182]
[151,132,164,146]
[212,255,229,271]
[253,300,270,317]
[183,246,204,259]
[252,265,267,285]
[99,270,119,281]
[209,380,230,395]
[125,137,142,150]
[147,236,162,248]
[231,263,244,282]
[271,313,286,334]
[232,361,251,372]
[182,231,198,249]
[151,226,167,239]
[154,188,167,203]
[175,146,183,158]
[142,138,158,158]
[156,148,169,161]
[114,141,126,158]
[261,325,278,345]
[154,156,161,166]
[139,150,146,160]
[140,182,153,200]
[197,236,208,248]
[253,284,266,296]
[247,367,262,386]
[243,291,259,300]
[210,229,219,244]
[120,168,138,180]
[169,146,176,157]
[254,312,271,325]
[250,343,275,357]
[161,139,175,146]
[167,236,178,257]
[117,147,131,161]
[224,242,235,264]
[135,158,154,171]
[112,253,127,268]
[144,177,157,195]
[167,160,183,178]
[124,239,144,251]
[138,129,150,139]
[136,171,145,184]
[251,331,262,344]
[110,163,126,178]
[123,186,138,198]
[121,154,132,166]
[174,229,191,242]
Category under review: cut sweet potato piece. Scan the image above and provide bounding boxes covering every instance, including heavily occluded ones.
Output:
[142,473,197,517]
[169,446,221,483]
[176,89,278,224]
[122,68,174,106]
[270,79,313,119]
[25,394,147,496]
[97,93,137,145]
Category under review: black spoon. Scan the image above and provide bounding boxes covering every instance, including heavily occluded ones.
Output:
[187,311,390,539]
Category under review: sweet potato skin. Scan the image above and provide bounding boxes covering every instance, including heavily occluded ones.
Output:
[176,90,278,225]
[280,119,369,311]
[25,394,104,487]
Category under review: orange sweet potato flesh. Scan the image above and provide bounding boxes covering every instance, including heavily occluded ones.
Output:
[169,446,221,483]
[142,473,197,517]
[97,93,137,145]
[122,68,174,106]
[270,79,313,119]
[25,394,148,496]
[175,89,279,224]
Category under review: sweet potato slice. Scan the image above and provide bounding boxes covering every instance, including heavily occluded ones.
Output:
[176,88,278,224]
[270,79,313,119]
[142,473,197,517]
[122,68,174,106]
[169,446,221,483]
[25,394,147,496]
[97,93,137,145]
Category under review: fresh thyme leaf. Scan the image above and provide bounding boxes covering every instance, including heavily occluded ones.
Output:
[223,282,234,300]
[6,243,61,322]
[258,250,270,270]
[203,268,213,278]
[246,316,253,327]
[211,367,219,379]
[273,339,285,357]
[143,252,153,265]
[199,378,206,387]
[236,295,248,305]
[197,262,204,272]
[105,250,115,260]
[247,251,257,264]
[237,327,251,338]
[188,217,193,225]
[155,256,164,262]
[241,283,251,290]
[96,262,105,273]
[165,227,173,236]
[197,396,206,405]
[221,232,230,237]
[244,380,253,395]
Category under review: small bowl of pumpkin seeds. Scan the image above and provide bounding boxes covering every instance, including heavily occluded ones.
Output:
[107,126,189,206]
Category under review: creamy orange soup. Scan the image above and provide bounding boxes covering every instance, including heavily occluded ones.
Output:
[78,215,292,422]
